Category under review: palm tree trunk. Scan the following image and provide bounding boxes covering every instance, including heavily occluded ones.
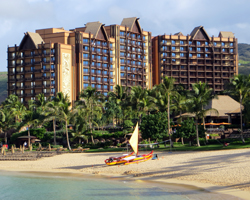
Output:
[4,132,7,144]
[203,117,207,143]
[195,118,200,147]
[168,93,171,143]
[240,95,245,143]
[28,126,30,147]
[179,111,184,145]
[65,119,71,150]
[53,119,56,146]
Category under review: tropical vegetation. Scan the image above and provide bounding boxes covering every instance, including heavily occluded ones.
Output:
[1,74,250,150]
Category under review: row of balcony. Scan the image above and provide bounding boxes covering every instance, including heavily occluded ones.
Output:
[9,76,55,82]
[9,84,55,90]
[83,79,114,85]
[16,91,56,97]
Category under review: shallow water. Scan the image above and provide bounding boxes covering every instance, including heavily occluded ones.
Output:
[0,171,240,200]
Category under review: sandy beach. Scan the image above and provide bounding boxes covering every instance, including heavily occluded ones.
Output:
[1,149,250,199]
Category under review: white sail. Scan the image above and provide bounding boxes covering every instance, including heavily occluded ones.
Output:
[129,122,139,155]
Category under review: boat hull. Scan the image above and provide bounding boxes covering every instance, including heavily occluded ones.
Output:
[105,151,153,166]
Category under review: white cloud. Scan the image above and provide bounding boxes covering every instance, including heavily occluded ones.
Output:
[0,0,250,71]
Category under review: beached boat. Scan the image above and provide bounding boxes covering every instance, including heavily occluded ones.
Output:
[105,123,153,165]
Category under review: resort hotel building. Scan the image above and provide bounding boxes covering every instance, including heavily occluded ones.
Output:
[7,18,238,103]
[152,26,238,92]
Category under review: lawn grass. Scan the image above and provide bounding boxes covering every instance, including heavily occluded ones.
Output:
[84,141,250,153]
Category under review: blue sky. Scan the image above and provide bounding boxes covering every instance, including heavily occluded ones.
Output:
[0,0,249,72]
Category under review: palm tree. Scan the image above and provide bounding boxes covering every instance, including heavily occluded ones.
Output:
[129,86,149,123]
[157,77,176,140]
[187,82,218,147]
[0,108,13,144]
[43,100,59,146]
[227,75,250,143]
[172,92,188,144]
[20,100,39,147]
[108,85,129,124]
[78,87,102,144]
[55,92,72,150]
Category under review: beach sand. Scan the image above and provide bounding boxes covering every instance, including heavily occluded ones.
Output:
[1,149,250,199]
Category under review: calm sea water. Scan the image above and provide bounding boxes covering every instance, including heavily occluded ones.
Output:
[0,171,239,200]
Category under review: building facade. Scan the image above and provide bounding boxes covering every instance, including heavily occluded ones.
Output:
[7,17,152,103]
[152,26,238,92]
[105,17,153,90]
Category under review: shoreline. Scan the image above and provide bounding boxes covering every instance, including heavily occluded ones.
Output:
[1,149,250,199]
[0,168,248,199]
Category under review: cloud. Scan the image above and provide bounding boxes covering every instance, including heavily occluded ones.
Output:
[0,0,250,72]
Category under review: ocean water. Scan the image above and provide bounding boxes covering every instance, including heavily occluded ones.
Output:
[0,171,239,200]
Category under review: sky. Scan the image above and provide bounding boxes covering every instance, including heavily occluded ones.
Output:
[0,0,250,72]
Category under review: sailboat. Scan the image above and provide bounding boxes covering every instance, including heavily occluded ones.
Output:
[105,123,153,165]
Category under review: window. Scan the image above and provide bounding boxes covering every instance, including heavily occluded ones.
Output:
[181,66,185,69]
[180,47,184,51]
[180,41,184,45]
[197,54,201,58]
[120,38,125,43]
[83,54,88,58]
[51,88,55,93]
[205,48,209,52]
[222,48,225,52]
[120,31,125,36]
[51,64,55,70]
[222,42,225,46]
[31,58,35,64]
[171,40,175,44]
[121,72,125,77]
[205,42,208,46]
[110,86,113,90]
[172,59,176,62]
[120,59,125,64]
[83,61,89,66]
[91,84,95,88]
[230,43,233,47]
[83,46,89,51]
[230,49,234,53]
[84,68,88,73]
[97,48,101,53]
[180,53,184,57]
[103,85,108,90]
[43,73,46,77]
[214,42,217,46]
[97,63,101,67]
[84,83,88,88]
[31,66,35,72]
[189,41,192,45]
[51,80,55,86]
[172,46,176,50]
[91,69,95,73]
[103,56,108,61]
[189,47,192,51]
[103,78,108,82]
[97,85,101,89]
[172,53,176,57]
[91,62,95,66]
[51,73,55,77]
[120,66,125,71]
[103,71,108,75]
[103,63,107,68]
[92,55,95,59]
[197,48,201,52]
[96,41,101,46]
[197,41,201,46]
[91,77,95,81]
[189,54,193,57]
[84,76,89,80]
[83,39,89,44]
[205,54,208,57]
[43,50,47,55]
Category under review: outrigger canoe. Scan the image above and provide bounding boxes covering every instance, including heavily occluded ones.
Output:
[105,151,153,165]
[105,122,153,165]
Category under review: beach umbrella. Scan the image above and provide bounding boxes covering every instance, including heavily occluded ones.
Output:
[205,122,220,126]
[219,122,231,125]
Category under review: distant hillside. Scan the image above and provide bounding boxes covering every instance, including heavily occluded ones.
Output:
[0,72,7,104]
[238,43,250,75]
